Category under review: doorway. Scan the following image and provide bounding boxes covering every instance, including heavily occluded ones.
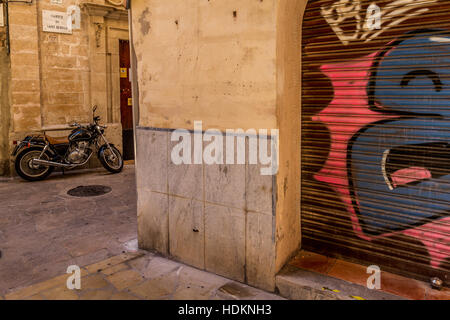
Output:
[119,39,134,161]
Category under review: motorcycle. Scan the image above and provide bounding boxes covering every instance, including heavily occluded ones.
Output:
[12,106,124,181]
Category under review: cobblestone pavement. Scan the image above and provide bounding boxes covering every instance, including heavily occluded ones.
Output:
[1,251,284,300]
[0,166,138,296]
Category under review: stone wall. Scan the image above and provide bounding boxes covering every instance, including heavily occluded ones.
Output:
[131,0,306,291]
[2,0,129,175]
[0,23,10,176]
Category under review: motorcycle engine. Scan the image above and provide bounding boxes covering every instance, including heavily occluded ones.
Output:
[67,141,90,164]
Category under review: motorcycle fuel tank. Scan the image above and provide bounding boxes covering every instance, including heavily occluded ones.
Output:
[69,128,92,142]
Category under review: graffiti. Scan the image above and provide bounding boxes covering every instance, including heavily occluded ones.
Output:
[313,29,450,270]
[321,0,438,45]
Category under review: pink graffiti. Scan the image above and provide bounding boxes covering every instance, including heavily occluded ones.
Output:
[314,52,450,269]
[391,167,432,188]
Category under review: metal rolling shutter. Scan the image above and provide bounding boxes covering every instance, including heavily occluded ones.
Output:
[301,0,450,284]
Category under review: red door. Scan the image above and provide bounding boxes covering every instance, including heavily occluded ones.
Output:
[119,39,134,160]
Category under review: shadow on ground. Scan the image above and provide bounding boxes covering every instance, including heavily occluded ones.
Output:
[0,165,137,296]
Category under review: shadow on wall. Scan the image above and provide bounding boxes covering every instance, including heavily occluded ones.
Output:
[0,43,10,177]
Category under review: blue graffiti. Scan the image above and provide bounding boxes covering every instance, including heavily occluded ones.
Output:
[351,30,450,235]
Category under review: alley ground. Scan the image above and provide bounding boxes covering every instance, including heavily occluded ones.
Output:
[0,165,282,300]
[0,166,138,296]
[1,251,283,300]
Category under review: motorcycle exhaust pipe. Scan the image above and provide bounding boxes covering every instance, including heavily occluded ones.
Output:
[32,159,76,169]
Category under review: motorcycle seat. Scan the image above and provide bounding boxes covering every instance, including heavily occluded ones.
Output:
[45,135,69,145]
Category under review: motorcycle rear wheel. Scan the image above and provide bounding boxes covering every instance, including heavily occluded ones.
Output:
[15,147,54,181]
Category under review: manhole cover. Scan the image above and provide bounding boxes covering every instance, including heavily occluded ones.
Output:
[67,185,112,197]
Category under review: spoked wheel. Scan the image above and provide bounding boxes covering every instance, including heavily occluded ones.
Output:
[15,147,54,181]
[99,145,123,174]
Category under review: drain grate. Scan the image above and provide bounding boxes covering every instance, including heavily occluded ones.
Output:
[67,185,112,197]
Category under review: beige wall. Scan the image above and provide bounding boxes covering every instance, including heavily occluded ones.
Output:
[2,0,129,175]
[131,0,278,131]
[131,0,307,291]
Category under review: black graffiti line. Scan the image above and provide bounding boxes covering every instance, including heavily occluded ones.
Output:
[401,70,443,92]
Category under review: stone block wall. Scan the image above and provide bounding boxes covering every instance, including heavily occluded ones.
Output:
[135,127,277,290]
[0,23,10,176]
[1,0,129,176]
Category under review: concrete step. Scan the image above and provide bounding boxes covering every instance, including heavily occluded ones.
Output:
[276,265,405,300]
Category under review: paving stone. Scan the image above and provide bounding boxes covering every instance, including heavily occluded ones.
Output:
[40,286,79,300]
[0,167,138,296]
[80,274,109,290]
[74,249,112,268]
[172,286,212,300]
[25,294,45,300]
[80,289,114,300]
[132,256,181,279]
[85,252,144,274]
[127,253,155,271]
[101,263,130,276]
[5,273,71,300]
[107,269,145,291]
[128,275,177,300]
[62,232,115,257]
[109,291,139,300]
[3,244,285,301]
[177,266,229,291]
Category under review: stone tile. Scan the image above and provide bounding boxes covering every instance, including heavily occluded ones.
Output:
[327,260,370,287]
[289,250,337,275]
[205,162,246,209]
[133,256,181,279]
[135,129,168,193]
[172,285,211,300]
[110,291,139,300]
[127,253,155,272]
[5,273,72,300]
[80,274,109,290]
[246,211,276,291]
[380,271,427,300]
[217,282,258,300]
[129,274,177,300]
[168,132,203,200]
[80,289,114,300]
[85,252,144,274]
[169,197,204,269]
[246,163,274,214]
[107,269,145,291]
[40,286,79,300]
[25,294,45,300]
[276,266,402,300]
[137,191,169,254]
[74,249,112,268]
[101,263,130,276]
[425,287,450,300]
[205,204,246,282]
[204,134,246,208]
[177,266,229,291]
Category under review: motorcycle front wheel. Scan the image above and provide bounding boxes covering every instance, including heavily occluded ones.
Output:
[15,147,54,181]
[98,145,124,174]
